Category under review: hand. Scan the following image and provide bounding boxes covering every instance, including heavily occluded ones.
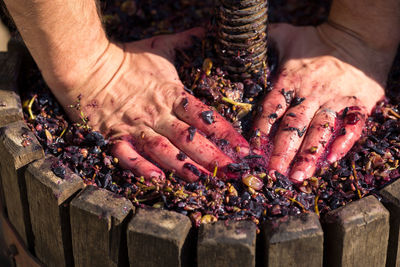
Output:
[253,23,397,184]
[53,28,249,182]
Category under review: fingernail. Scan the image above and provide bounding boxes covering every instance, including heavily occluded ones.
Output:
[185,173,200,183]
[268,170,277,181]
[150,171,165,180]
[327,153,337,164]
[290,171,305,184]
[252,148,263,155]
[238,146,250,157]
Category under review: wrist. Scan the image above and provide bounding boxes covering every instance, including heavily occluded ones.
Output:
[43,32,111,93]
[3,0,115,95]
[48,40,126,109]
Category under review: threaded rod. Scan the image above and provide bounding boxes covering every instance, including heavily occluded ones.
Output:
[216,0,268,78]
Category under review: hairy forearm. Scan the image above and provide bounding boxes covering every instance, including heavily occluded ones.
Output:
[3,0,116,91]
[329,0,400,50]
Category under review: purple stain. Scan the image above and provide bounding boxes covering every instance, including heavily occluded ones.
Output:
[177,151,187,161]
[201,110,214,124]
[182,97,189,109]
[291,97,305,107]
[183,163,201,176]
[188,126,196,141]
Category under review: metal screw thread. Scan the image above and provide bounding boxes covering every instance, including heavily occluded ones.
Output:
[216,0,268,78]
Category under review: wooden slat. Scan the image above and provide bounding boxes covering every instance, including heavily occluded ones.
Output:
[25,155,84,267]
[379,179,400,267]
[0,46,23,217]
[261,212,323,267]
[323,195,389,267]
[0,87,22,126]
[127,208,193,267]
[0,49,23,127]
[0,120,44,249]
[70,185,134,267]
[0,214,43,267]
[197,220,257,267]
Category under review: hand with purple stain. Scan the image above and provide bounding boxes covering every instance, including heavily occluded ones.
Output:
[81,31,250,183]
[253,0,400,184]
[4,0,250,183]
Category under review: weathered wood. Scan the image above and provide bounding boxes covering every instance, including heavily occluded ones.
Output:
[197,220,257,267]
[25,155,84,267]
[0,46,23,216]
[379,179,400,267]
[0,214,43,267]
[0,49,23,127]
[0,163,5,215]
[70,185,134,267]
[261,212,323,267]
[0,120,44,249]
[323,195,389,267]
[127,208,193,267]
[0,86,22,126]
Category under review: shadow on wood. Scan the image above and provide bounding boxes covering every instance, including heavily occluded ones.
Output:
[26,155,84,267]
[0,120,44,250]
[261,212,323,267]
[323,195,389,267]
[70,185,133,267]
[127,208,193,267]
[198,220,257,267]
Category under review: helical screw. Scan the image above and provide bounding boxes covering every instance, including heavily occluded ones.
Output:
[216,0,268,78]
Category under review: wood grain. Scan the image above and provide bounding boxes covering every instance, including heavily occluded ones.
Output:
[25,155,84,267]
[261,212,323,267]
[70,185,134,267]
[0,43,24,216]
[127,208,193,267]
[0,49,23,127]
[197,220,257,267]
[380,179,400,267]
[323,195,389,267]
[0,120,44,249]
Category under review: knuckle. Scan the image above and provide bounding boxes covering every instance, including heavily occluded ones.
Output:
[146,135,169,151]
[174,127,190,143]
[99,119,118,137]
[296,153,316,163]
[172,88,189,110]
[121,112,145,126]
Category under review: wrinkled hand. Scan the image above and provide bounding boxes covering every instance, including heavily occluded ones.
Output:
[56,28,249,182]
[254,23,396,184]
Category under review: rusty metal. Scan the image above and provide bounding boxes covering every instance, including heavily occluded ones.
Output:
[216,0,268,78]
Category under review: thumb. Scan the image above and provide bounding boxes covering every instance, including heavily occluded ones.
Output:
[157,27,205,61]
[166,27,206,50]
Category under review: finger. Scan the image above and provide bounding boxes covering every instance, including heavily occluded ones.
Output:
[167,27,206,49]
[251,75,296,154]
[155,117,234,175]
[268,98,320,175]
[173,93,250,157]
[327,106,367,164]
[253,84,292,135]
[112,140,165,181]
[289,107,337,184]
[136,129,210,182]
[148,27,205,61]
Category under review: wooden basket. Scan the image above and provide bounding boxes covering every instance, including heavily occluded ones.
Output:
[0,40,398,267]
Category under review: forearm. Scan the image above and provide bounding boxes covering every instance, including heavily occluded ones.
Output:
[329,0,400,51]
[3,0,118,92]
